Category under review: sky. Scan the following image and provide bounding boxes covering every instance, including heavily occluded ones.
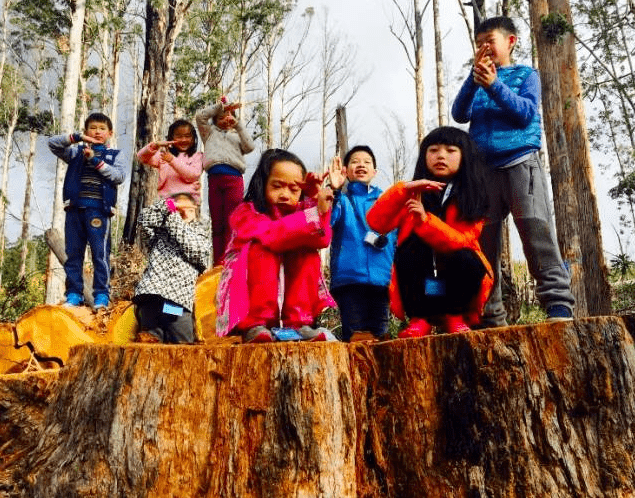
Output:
[3,0,628,265]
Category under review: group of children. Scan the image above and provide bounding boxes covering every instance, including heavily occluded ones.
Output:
[47,16,574,344]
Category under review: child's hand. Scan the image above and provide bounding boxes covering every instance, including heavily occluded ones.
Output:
[473,58,497,88]
[300,171,327,198]
[161,150,175,163]
[317,187,334,215]
[80,134,101,145]
[404,179,446,192]
[223,102,242,114]
[155,140,175,148]
[328,156,346,190]
[406,193,426,221]
[83,146,95,160]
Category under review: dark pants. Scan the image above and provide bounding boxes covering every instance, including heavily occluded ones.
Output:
[331,284,390,341]
[133,295,196,344]
[208,172,244,266]
[395,234,486,319]
[64,207,111,298]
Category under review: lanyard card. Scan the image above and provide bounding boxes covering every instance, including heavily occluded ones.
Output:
[424,277,446,297]
[162,302,184,316]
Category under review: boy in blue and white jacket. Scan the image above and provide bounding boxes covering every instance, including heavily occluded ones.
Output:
[48,112,126,309]
[328,146,397,341]
[451,16,574,326]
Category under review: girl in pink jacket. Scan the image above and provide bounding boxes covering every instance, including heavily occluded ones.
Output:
[215,149,335,343]
[137,119,204,204]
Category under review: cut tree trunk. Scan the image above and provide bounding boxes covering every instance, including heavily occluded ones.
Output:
[2,316,635,496]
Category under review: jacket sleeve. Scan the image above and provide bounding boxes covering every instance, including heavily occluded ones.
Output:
[451,75,478,124]
[330,190,345,227]
[92,150,126,185]
[195,103,222,143]
[486,70,541,127]
[366,182,410,235]
[48,133,81,163]
[234,120,255,154]
[413,212,485,253]
[231,202,331,252]
[137,143,161,168]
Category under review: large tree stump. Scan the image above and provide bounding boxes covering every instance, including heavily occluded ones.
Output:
[2,316,635,497]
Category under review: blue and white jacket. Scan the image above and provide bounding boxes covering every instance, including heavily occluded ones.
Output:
[330,181,397,290]
[451,64,542,168]
[48,133,126,215]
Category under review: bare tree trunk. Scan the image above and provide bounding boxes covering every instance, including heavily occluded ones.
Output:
[0,0,12,104]
[550,0,611,316]
[18,130,37,279]
[335,105,348,159]
[456,0,476,53]
[46,0,86,304]
[432,0,447,126]
[414,0,425,143]
[500,218,520,323]
[529,0,588,317]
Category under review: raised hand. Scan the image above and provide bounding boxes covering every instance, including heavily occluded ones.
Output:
[317,187,334,215]
[405,193,426,221]
[404,179,446,193]
[328,156,346,190]
[300,171,327,198]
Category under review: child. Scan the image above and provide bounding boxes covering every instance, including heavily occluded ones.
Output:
[367,127,493,337]
[48,112,126,310]
[196,98,255,265]
[137,119,204,204]
[215,148,335,343]
[451,16,575,325]
[328,146,397,341]
[133,194,210,344]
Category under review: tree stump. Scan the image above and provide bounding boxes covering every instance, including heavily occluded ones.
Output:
[1,316,635,497]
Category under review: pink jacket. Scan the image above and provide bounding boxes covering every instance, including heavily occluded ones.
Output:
[137,143,204,203]
[215,199,334,337]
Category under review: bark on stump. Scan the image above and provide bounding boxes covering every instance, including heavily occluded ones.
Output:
[1,316,635,497]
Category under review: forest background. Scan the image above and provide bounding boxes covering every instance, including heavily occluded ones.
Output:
[0,0,633,320]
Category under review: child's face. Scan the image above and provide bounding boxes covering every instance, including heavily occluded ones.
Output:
[475,29,516,67]
[84,121,113,144]
[174,196,197,223]
[215,111,236,131]
[265,161,304,214]
[426,144,462,181]
[171,125,195,153]
[345,151,376,185]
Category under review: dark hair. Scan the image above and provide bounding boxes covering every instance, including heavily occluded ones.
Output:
[167,119,198,157]
[413,126,488,221]
[244,148,307,214]
[475,16,517,38]
[84,112,112,131]
[343,145,376,169]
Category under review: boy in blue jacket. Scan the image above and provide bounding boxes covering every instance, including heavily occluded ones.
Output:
[451,16,574,326]
[328,146,397,341]
[48,112,126,310]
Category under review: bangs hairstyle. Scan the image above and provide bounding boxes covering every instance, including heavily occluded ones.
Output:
[84,112,112,131]
[167,119,198,157]
[344,145,376,168]
[413,126,488,221]
[245,148,307,214]
[475,16,517,38]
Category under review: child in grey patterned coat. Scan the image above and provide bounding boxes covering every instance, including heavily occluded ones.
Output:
[133,194,211,343]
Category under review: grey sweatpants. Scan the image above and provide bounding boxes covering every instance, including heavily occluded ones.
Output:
[480,152,575,327]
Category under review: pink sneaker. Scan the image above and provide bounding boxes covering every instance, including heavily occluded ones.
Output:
[398,318,432,339]
[443,315,471,334]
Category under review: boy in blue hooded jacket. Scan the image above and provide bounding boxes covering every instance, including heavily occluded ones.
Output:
[328,146,397,341]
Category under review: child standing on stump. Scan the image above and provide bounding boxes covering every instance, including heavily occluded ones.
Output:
[48,112,126,310]
[367,127,493,337]
[328,146,397,342]
[215,149,335,343]
[451,16,575,325]
[137,119,204,204]
[196,98,255,265]
[134,194,210,344]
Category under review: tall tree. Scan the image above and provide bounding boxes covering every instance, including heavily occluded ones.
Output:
[432,0,447,126]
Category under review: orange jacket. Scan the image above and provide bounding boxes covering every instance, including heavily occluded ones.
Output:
[366,182,493,324]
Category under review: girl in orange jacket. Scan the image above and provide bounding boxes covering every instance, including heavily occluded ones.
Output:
[367,127,493,337]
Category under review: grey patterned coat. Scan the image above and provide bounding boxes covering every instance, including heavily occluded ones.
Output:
[135,199,211,311]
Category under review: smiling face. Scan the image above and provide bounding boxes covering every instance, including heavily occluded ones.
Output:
[171,125,195,153]
[84,120,113,144]
[265,161,304,214]
[425,144,462,181]
[345,151,376,185]
[475,28,516,67]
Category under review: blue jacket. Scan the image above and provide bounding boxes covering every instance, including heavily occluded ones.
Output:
[451,64,542,168]
[49,134,126,215]
[330,181,397,290]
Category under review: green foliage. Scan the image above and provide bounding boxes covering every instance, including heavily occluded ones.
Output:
[0,274,45,322]
[611,280,635,314]
[609,252,635,280]
[515,303,547,325]
[1,237,49,285]
[541,13,573,44]
[9,0,70,40]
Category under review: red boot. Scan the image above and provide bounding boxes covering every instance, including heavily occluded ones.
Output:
[443,315,471,334]
[398,318,433,339]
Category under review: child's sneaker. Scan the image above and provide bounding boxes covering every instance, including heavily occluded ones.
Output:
[443,315,471,334]
[64,292,83,307]
[546,305,573,322]
[93,293,110,310]
[398,318,432,339]
[243,326,274,343]
[298,325,330,342]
